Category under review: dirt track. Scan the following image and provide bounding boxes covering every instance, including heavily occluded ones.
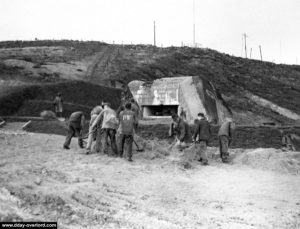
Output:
[0,123,300,228]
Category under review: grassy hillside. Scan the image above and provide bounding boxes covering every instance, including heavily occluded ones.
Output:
[0,40,299,124]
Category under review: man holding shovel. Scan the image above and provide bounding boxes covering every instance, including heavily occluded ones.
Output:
[218,117,235,163]
[63,111,85,150]
[170,114,192,151]
[193,113,211,165]
[118,102,138,162]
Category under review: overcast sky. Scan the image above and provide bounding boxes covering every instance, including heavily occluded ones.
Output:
[0,0,299,64]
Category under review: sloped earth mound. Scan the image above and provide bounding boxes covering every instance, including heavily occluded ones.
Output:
[179,144,300,174]
[1,124,300,228]
[233,148,300,174]
[1,40,300,125]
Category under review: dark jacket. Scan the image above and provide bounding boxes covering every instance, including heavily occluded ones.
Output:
[175,118,192,143]
[193,119,211,141]
[68,111,85,128]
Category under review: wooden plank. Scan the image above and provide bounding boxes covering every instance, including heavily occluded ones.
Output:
[22,120,32,130]
[0,120,6,128]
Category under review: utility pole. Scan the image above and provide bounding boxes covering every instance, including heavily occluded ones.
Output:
[250,48,252,59]
[242,33,248,58]
[259,45,263,61]
[153,21,156,47]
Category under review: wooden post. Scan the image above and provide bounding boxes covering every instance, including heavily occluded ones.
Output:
[0,120,5,128]
[22,120,31,130]
[259,45,263,61]
[243,33,248,58]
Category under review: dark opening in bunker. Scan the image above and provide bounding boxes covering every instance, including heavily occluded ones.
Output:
[142,105,178,117]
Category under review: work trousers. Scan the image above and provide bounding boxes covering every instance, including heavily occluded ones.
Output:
[195,140,208,163]
[93,123,102,153]
[101,128,118,155]
[118,134,133,159]
[86,114,98,152]
[219,135,229,160]
[63,122,83,148]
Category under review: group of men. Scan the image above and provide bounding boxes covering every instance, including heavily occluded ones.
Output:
[63,99,139,162]
[170,113,235,165]
[61,91,236,164]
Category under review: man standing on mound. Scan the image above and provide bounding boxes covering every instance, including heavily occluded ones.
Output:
[218,117,235,163]
[53,92,64,118]
[63,111,85,150]
[118,103,138,162]
[193,113,211,165]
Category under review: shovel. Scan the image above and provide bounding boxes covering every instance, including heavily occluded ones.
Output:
[133,138,144,152]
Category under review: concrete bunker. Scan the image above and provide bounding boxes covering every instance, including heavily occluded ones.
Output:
[143,105,178,117]
[128,76,232,124]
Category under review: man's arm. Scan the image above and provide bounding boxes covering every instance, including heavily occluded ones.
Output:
[53,97,57,106]
[168,123,174,137]
[193,122,200,141]
[91,111,104,129]
[178,122,186,141]
[133,112,138,130]
[80,114,85,131]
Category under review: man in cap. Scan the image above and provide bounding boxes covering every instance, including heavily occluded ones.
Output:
[63,111,85,150]
[218,117,235,163]
[193,113,211,165]
[171,114,192,150]
[91,102,118,156]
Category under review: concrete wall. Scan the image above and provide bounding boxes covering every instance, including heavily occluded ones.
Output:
[137,124,300,150]
[129,78,181,106]
[179,77,206,123]
[128,76,231,123]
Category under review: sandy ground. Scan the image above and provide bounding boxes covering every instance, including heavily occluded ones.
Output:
[0,122,300,229]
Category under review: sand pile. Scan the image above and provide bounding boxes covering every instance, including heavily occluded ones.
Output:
[233,148,300,174]
[40,110,57,120]
[133,135,170,160]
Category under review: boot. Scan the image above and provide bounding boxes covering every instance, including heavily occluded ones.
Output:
[201,160,208,166]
